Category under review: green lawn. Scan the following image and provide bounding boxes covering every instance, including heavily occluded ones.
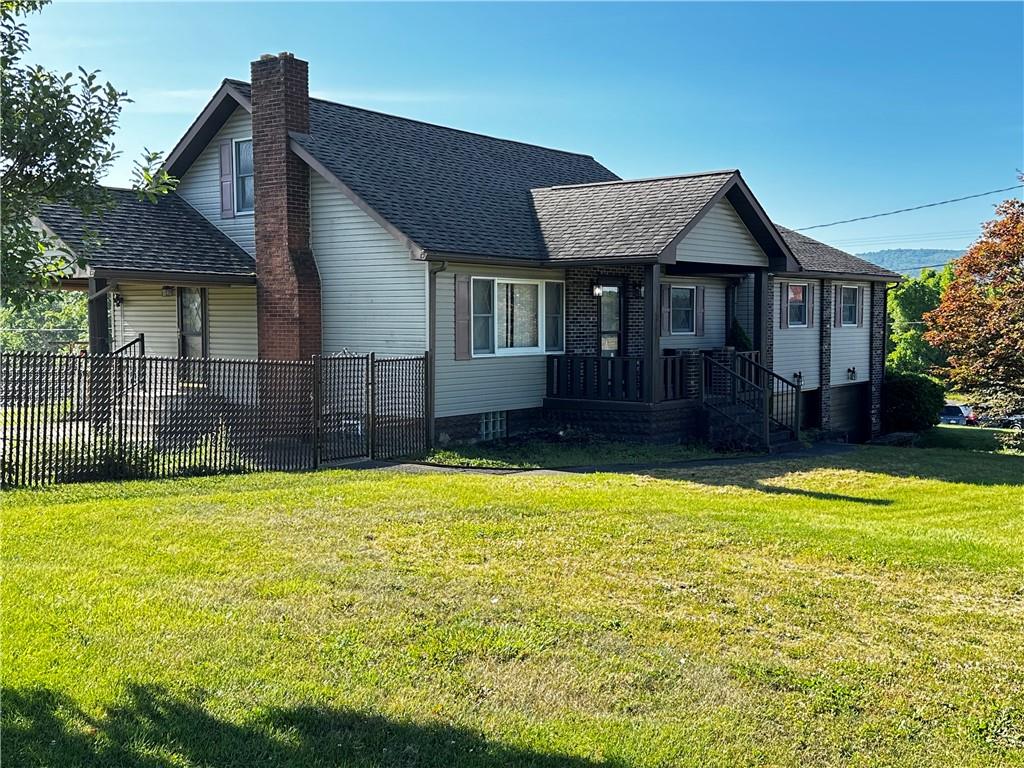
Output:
[424,432,723,468]
[917,423,1014,453]
[3,446,1023,767]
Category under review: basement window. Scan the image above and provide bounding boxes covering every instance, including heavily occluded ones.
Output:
[479,411,508,441]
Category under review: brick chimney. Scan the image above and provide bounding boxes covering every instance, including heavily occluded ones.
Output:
[251,52,321,360]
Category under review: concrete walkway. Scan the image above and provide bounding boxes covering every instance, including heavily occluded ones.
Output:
[335,441,858,478]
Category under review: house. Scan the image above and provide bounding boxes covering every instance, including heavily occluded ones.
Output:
[40,52,900,448]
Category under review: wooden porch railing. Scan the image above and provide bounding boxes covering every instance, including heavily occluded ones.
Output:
[546,355,648,402]
[546,354,702,403]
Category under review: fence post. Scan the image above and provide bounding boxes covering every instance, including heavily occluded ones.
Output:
[424,350,433,450]
[311,355,321,468]
[366,352,376,460]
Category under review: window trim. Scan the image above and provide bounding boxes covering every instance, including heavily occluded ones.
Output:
[840,284,859,327]
[669,284,697,336]
[470,277,565,358]
[232,137,255,216]
[787,282,809,329]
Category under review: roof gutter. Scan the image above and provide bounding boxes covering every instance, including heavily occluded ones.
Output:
[92,268,257,285]
[421,251,662,268]
[775,269,903,283]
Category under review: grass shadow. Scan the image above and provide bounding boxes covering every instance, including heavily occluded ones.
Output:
[630,445,1024,503]
[3,684,623,768]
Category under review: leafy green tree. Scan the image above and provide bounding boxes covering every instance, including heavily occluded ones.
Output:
[0,0,176,311]
[0,290,86,352]
[885,266,952,375]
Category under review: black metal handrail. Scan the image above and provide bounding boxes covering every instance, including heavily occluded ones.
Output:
[728,353,802,439]
[112,333,145,357]
[699,353,768,446]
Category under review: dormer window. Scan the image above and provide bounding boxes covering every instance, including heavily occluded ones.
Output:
[234,139,254,213]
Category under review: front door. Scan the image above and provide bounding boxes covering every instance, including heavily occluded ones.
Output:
[598,284,622,357]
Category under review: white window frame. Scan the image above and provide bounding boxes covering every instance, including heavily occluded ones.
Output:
[787,282,809,328]
[232,137,255,216]
[840,285,859,327]
[470,277,565,358]
[669,285,696,336]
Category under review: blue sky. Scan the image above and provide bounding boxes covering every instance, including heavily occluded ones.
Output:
[27,1,1024,254]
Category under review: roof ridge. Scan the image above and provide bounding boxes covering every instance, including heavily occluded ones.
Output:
[224,78,605,161]
[533,169,738,192]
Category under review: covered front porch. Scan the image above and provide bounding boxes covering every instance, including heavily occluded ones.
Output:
[543,262,799,446]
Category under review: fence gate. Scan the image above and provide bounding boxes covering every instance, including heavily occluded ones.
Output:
[370,354,428,460]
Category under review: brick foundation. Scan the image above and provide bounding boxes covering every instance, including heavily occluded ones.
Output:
[819,279,833,429]
[434,407,547,444]
[544,398,704,443]
[252,52,321,360]
[869,282,887,436]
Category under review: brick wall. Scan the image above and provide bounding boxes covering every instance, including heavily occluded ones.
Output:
[869,282,887,436]
[765,276,775,370]
[545,399,704,443]
[564,265,646,357]
[435,407,547,444]
[819,278,833,428]
[251,52,321,360]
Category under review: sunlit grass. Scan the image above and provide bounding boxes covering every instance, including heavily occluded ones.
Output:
[3,446,1022,767]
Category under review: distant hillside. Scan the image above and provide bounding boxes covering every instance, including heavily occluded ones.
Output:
[855,248,963,277]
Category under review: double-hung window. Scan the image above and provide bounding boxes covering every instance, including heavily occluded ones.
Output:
[840,286,859,326]
[787,283,808,327]
[234,139,254,214]
[670,286,696,334]
[471,278,564,356]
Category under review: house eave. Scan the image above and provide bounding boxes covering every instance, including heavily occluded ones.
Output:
[91,268,257,285]
[163,80,253,178]
[774,269,903,284]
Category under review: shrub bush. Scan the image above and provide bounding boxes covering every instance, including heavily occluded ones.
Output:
[882,372,945,433]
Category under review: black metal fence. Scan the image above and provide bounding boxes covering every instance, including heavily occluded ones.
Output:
[1,350,429,487]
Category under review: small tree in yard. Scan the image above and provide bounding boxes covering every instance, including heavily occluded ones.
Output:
[925,197,1024,450]
[1,0,176,312]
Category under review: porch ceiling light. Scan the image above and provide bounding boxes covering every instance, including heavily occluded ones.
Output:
[592,284,603,297]
[161,286,174,297]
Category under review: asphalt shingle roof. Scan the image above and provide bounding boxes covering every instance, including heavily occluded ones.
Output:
[232,82,620,261]
[38,189,255,277]
[776,226,900,279]
[530,172,736,261]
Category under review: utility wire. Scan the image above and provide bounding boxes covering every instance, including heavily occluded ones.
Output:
[795,184,1024,231]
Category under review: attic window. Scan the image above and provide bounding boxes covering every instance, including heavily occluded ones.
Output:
[234,139,254,214]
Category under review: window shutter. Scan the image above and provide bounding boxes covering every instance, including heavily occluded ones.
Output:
[856,286,865,327]
[695,285,705,337]
[780,282,789,329]
[455,274,471,360]
[660,284,671,335]
[219,140,234,219]
[807,284,815,328]
[834,285,842,328]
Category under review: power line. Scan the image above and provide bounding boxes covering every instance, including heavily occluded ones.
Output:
[795,184,1024,231]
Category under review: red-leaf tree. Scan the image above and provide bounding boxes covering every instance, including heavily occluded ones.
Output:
[925,196,1024,448]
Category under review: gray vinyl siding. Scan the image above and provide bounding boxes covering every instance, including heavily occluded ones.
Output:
[111,282,258,360]
[675,199,768,268]
[176,107,255,255]
[660,275,728,350]
[111,283,177,357]
[434,264,564,418]
[772,279,821,390]
[831,281,871,386]
[310,171,426,355]
[207,286,258,359]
